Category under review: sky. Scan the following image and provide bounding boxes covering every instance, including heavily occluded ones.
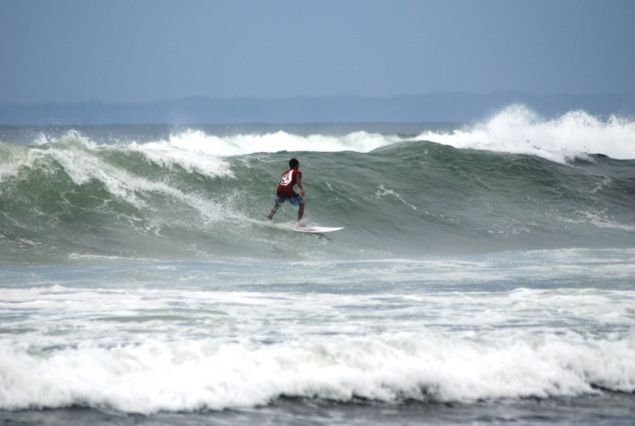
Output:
[0,0,634,103]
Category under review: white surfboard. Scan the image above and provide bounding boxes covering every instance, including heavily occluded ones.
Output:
[292,225,344,233]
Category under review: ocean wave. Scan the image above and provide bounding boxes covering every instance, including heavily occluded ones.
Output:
[2,269,634,414]
[5,105,635,165]
[1,120,634,261]
[416,105,635,163]
[159,129,402,156]
[1,333,633,413]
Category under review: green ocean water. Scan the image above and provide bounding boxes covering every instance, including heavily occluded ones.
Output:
[1,110,635,425]
[1,121,633,262]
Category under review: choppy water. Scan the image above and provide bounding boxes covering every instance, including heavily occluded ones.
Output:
[1,106,634,425]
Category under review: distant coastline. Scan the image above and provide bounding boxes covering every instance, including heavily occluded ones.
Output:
[1,92,634,125]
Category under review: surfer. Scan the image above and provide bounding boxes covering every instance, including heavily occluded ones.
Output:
[267,158,305,222]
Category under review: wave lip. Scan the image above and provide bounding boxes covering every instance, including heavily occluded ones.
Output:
[127,106,635,162]
[2,128,401,180]
[145,129,401,157]
[416,105,635,163]
[6,105,634,165]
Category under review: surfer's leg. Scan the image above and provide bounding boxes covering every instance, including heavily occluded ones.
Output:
[267,204,278,221]
[268,197,284,220]
[297,203,304,222]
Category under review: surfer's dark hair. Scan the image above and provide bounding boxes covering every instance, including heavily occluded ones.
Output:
[289,158,299,169]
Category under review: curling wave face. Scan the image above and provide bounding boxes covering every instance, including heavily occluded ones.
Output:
[0,106,634,262]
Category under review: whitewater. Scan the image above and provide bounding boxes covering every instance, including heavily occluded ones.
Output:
[1,106,634,426]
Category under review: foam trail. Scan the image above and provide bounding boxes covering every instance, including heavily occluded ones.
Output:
[417,105,635,163]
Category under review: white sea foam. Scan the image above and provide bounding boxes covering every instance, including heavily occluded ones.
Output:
[1,333,633,413]
[417,105,635,163]
[143,108,635,164]
[118,130,398,183]
[150,129,400,156]
[127,141,234,179]
[375,185,418,210]
[1,249,634,413]
[0,133,231,222]
[1,271,634,413]
[559,210,635,232]
[54,131,234,179]
[42,146,227,220]
[7,107,632,183]
[8,129,399,181]
[152,109,635,163]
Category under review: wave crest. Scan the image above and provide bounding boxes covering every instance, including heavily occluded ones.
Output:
[417,105,635,163]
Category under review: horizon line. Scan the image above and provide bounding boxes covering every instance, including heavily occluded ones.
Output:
[2,91,635,106]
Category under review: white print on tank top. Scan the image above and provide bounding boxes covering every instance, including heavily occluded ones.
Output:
[280,170,294,186]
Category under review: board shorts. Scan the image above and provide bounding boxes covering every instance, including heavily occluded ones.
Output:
[275,195,304,207]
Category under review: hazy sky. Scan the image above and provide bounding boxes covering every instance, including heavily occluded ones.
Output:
[1,0,634,103]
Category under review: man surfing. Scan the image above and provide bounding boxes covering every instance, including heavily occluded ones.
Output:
[267,158,305,223]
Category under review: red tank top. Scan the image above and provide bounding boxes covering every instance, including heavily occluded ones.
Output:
[276,168,302,197]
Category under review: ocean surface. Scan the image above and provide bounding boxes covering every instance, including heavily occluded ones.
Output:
[1,105,634,425]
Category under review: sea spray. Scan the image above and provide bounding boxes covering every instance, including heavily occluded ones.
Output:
[416,104,635,163]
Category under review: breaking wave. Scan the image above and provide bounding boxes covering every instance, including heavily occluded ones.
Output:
[1,106,634,261]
